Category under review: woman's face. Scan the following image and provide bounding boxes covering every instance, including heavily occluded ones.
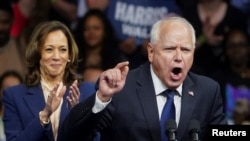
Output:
[40,30,69,79]
[0,75,21,99]
[1,76,21,89]
[83,15,105,48]
[226,31,249,65]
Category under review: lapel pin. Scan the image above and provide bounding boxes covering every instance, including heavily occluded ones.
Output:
[188,91,194,96]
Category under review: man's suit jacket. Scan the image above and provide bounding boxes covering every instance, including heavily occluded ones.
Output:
[2,82,95,141]
[59,62,227,141]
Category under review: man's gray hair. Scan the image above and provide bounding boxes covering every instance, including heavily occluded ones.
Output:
[150,16,196,47]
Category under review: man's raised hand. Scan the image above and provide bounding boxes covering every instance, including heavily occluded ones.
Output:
[98,61,129,102]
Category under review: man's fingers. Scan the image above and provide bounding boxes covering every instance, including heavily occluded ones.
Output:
[115,61,129,69]
[103,69,115,86]
[115,61,129,80]
[121,65,129,80]
[104,62,129,84]
[112,69,120,86]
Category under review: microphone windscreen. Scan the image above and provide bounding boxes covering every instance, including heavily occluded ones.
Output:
[166,119,177,131]
[188,119,200,132]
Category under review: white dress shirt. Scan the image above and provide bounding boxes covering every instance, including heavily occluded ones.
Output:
[150,65,182,126]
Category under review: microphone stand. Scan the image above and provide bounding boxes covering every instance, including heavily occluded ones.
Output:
[168,128,178,141]
[189,130,200,141]
[188,120,200,141]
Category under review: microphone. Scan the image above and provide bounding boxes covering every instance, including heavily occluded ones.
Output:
[188,120,200,141]
[166,119,178,141]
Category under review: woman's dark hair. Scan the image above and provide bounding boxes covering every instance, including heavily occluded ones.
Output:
[221,28,250,67]
[0,1,13,17]
[0,70,23,111]
[0,70,23,90]
[223,28,250,49]
[25,21,79,87]
[74,9,123,73]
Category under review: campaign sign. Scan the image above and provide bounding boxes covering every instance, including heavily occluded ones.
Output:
[106,0,180,45]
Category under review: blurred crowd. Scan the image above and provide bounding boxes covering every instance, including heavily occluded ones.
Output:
[0,0,250,140]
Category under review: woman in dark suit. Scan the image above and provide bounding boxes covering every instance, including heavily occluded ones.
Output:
[2,21,96,141]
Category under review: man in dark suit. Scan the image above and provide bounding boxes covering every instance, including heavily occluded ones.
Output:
[58,16,227,141]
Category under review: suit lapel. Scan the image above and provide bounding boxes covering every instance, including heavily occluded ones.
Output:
[23,84,45,117]
[23,84,62,141]
[177,74,197,140]
[136,63,161,141]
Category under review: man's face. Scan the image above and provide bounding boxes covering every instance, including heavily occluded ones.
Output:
[0,10,12,46]
[148,21,195,89]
